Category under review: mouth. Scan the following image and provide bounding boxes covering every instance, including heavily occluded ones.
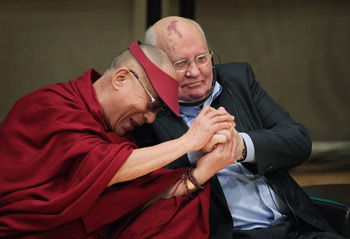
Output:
[182,81,202,88]
[130,118,139,128]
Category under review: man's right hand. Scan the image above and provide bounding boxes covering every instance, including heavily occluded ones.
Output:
[183,106,235,152]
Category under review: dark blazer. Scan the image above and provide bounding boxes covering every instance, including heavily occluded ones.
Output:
[133,62,333,238]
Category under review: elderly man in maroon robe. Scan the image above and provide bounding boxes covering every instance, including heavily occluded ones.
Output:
[0,42,236,238]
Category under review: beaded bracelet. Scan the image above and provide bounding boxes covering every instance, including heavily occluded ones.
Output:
[183,167,205,197]
[188,167,205,190]
[183,173,196,198]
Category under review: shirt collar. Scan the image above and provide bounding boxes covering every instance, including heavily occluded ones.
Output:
[180,81,222,119]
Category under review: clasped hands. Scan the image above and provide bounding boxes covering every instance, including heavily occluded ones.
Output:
[199,107,244,162]
[184,106,245,186]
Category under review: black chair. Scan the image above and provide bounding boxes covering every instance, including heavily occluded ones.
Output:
[303,184,350,238]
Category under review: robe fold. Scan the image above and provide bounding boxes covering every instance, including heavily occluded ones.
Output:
[0,69,210,238]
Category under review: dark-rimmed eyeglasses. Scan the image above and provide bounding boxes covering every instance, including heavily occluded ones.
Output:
[173,52,213,72]
[129,70,166,113]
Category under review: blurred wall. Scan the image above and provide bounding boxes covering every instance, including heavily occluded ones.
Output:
[0,0,349,142]
[194,0,350,141]
[0,0,145,123]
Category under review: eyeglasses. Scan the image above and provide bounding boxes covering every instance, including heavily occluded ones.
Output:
[173,52,213,72]
[129,70,166,113]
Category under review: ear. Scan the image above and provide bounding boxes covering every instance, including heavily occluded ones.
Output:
[112,67,130,91]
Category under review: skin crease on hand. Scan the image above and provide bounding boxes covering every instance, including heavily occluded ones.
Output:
[201,111,236,154]
[201,128,232,153]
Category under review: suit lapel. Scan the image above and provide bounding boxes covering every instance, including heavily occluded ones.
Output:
[211,175,232,210]
[156,114,189,139]
[155,115,192,168]
[212,87,244,132]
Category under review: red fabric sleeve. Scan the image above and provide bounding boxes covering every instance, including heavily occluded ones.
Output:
[115,183,211,239]
[83,168,187,233]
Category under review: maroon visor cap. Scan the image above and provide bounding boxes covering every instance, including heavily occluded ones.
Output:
[129,41,180,117]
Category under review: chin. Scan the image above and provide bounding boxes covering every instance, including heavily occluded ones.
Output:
[185,89,212,102]
[114,127,125,136]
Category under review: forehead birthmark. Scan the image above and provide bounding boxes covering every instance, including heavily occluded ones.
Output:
[167,20,182,39]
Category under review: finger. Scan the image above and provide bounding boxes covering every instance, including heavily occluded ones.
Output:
[202,133,227,153]
[216,129,231,141]
[213,133,227,144]
[201,106,232,120]
[200,106,215,115]
[208,114,235,125]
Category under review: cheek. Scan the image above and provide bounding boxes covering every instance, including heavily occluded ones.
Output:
[200,67,214,90]
[175,71,186,85]
[202,66,213,82]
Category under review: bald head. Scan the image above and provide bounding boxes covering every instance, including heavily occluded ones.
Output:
[106,44,175,78]
[144,16,208,56]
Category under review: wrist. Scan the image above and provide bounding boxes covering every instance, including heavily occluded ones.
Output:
[193,166,212,185]
[177,134,194,154]
[237,139,247,162]
[179,133,197,152]
[184,168,205,197]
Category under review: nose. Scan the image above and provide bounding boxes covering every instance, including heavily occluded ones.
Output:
[186,60,201,78]
[143,111,157,124]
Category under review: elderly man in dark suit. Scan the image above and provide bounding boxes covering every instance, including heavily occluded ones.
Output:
[133,16,344,239]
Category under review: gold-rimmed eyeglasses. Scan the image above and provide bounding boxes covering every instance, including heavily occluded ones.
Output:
[173,51,213,72]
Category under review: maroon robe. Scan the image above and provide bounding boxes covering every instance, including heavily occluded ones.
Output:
[0,69,210,238]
